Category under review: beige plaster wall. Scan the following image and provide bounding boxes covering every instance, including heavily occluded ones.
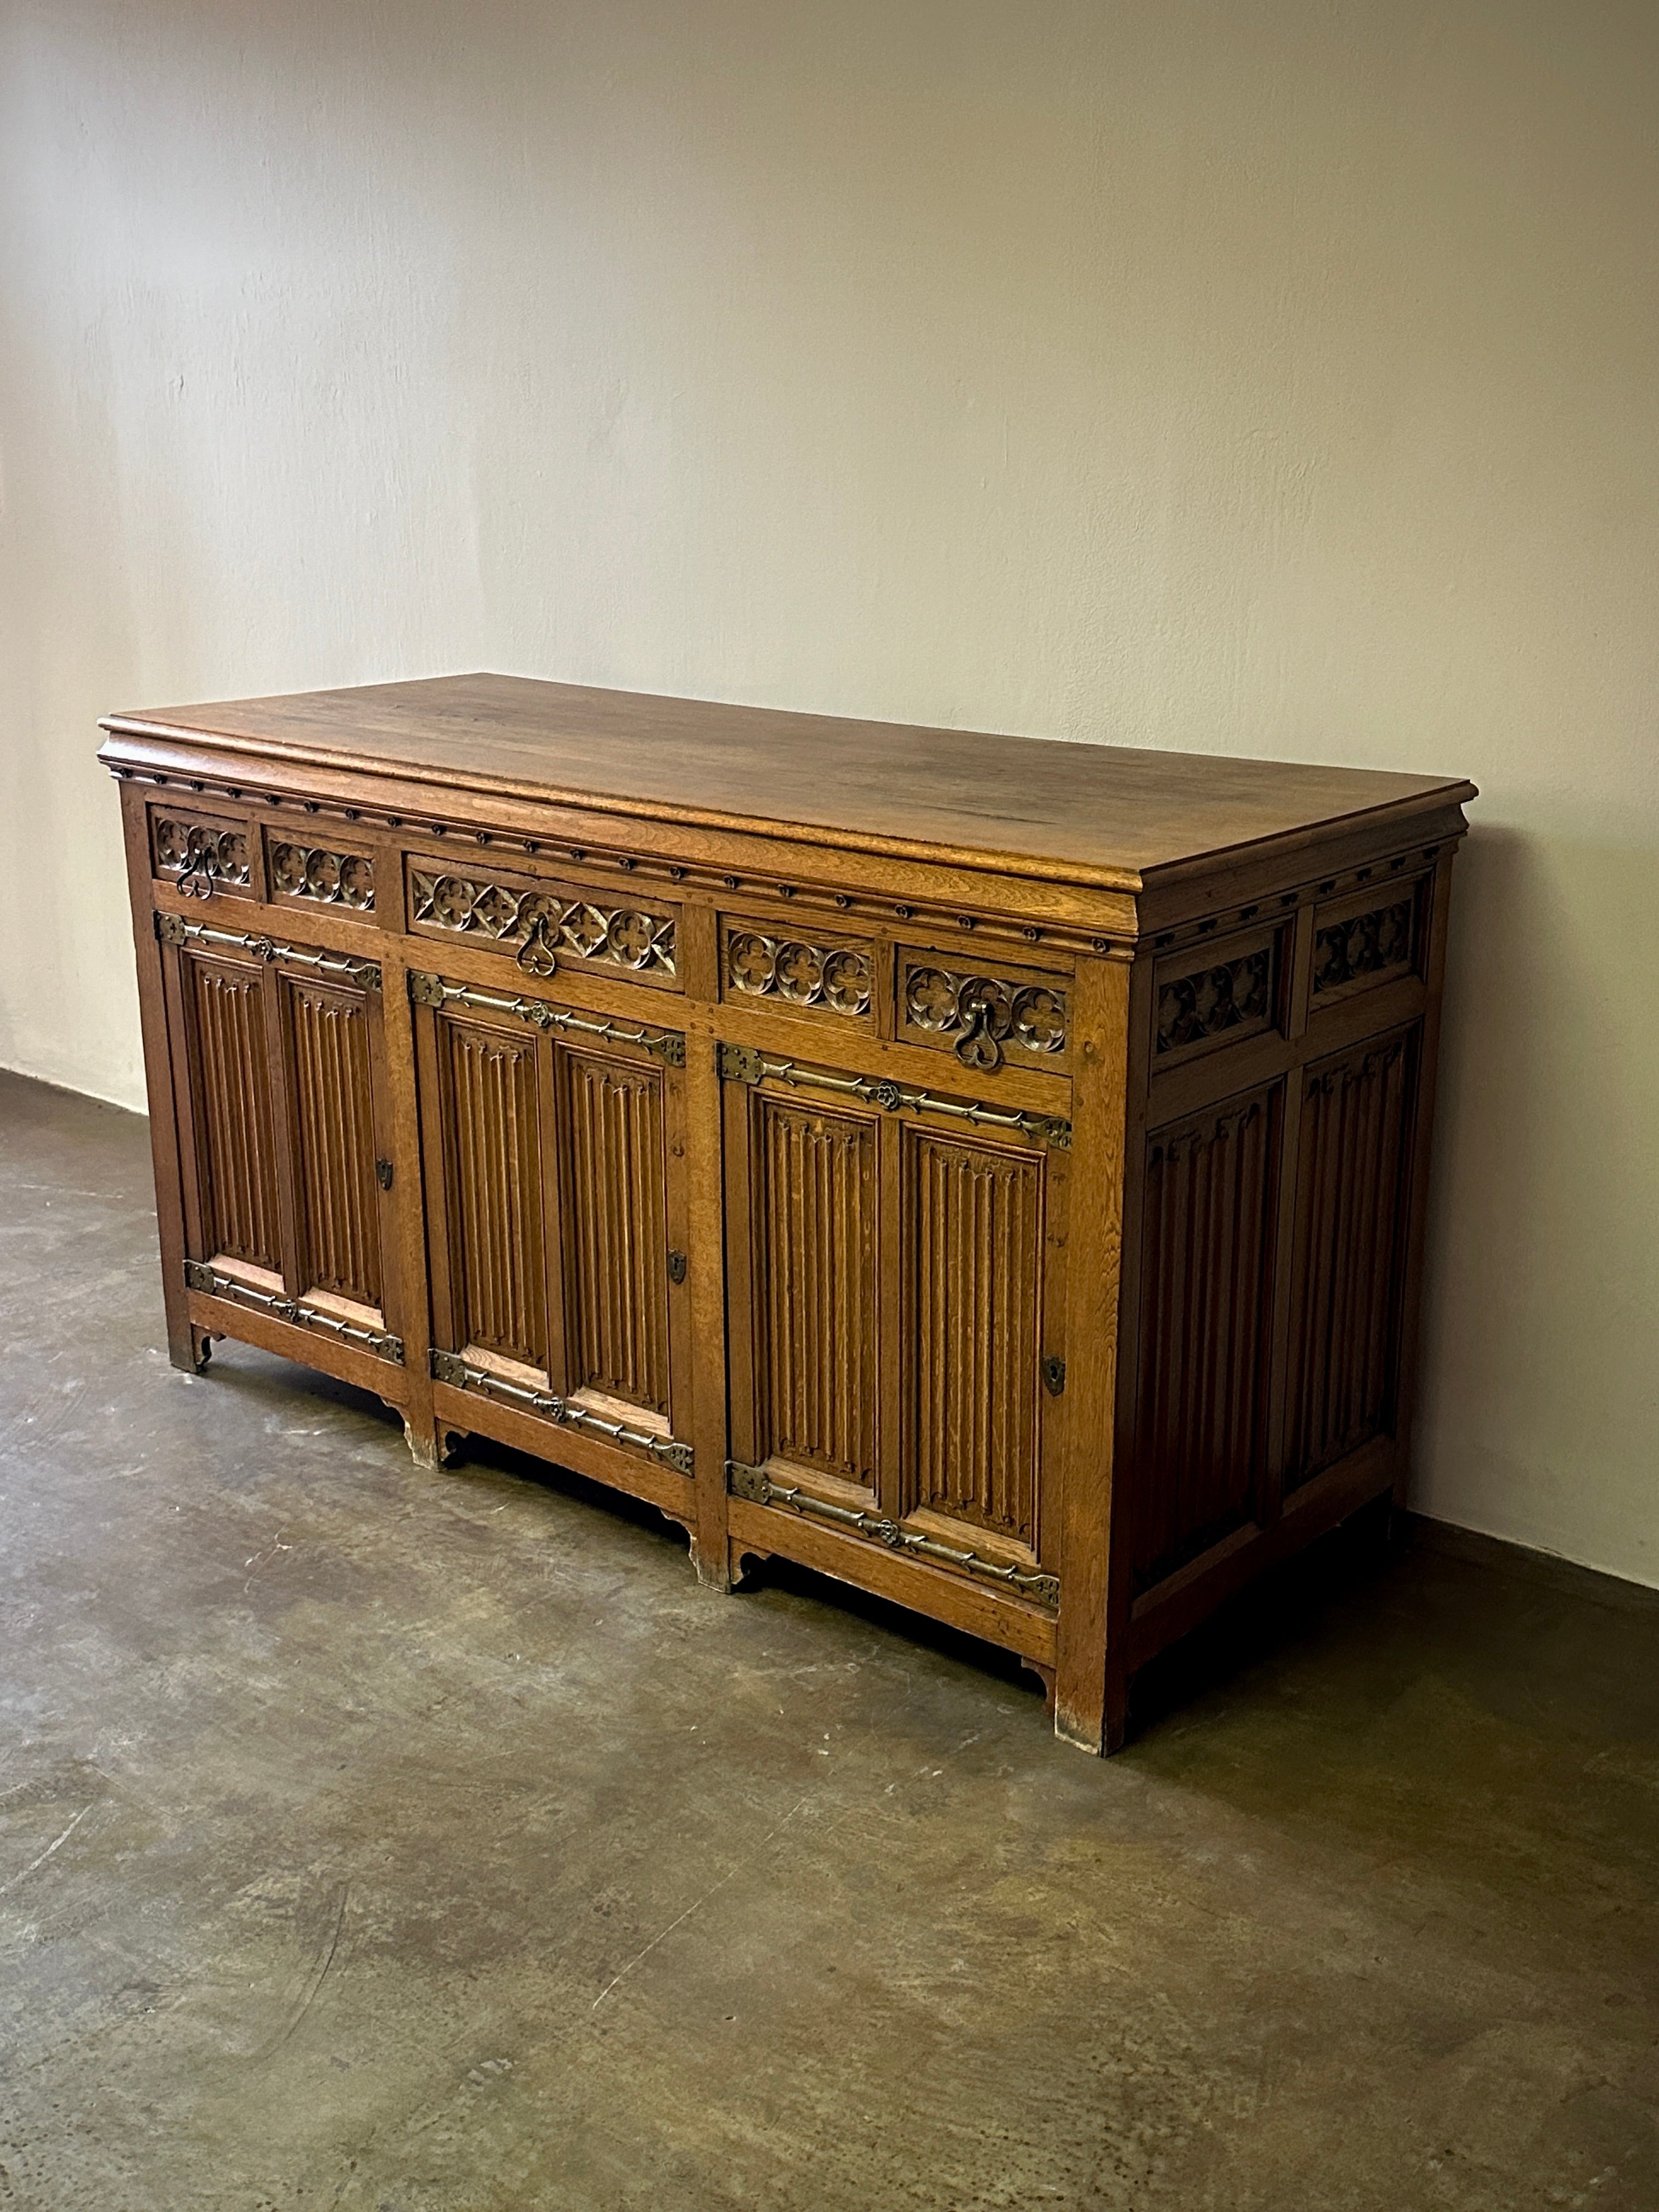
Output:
[3,1,1655,1580]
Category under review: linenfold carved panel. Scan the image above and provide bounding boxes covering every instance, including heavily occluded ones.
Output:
[558,1048,670,1416]
[411,868,676,978]
[754,1097,878,1485]
[1286,1031,1415,1488]
[905,1128,1042,1547]
[441,1015,549,1370]
[286,977,383,1308]
[185,953,282,1269]
[724,928,872,1018]
[1131,1087,1279,1590]
[272,842,375,909]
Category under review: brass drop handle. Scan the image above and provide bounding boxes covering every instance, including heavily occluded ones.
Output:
[516,913,559,978]
[953,988,1008,1073]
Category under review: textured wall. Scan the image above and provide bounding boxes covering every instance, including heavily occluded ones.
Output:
[2,1,1655,1581]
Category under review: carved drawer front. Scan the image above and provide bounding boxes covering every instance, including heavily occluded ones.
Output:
[1309,876,1426,1007]
[149,802,254,902]
[722,1045,1066,1612]
[410,969,692,1475]
[719,915,874,1026]
[1153,921,1284,1068]
[267,832,376,913]
[1129,1082,1282,1593]
[895,946,1070,1075]
[405,854,679,991]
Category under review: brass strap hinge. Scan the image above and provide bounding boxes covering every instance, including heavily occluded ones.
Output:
[183,1261,404,1364]
[157,911,380,991]
[431,1348,693,1476]
[409,971,685,1065]
[724,1460,1059,1609]
[715,1043,1069,1148]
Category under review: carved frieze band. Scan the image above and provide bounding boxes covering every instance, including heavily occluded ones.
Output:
[725,930,872,1017]
[183,1260,403,1364]
[903,963,1067,1071]
[154,817,251,899]
[431,1349,693,1475]
[409,970,686,1066]
[272,842,375,909]
[1156,945,1274,1057]
[716,1042,1069,1148]
[726,1460,1059,1608]
[411,870,676,979]
[155,911,381,992]
[1313,897,1415,996]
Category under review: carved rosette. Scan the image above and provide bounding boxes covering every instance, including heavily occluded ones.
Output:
[904,965,1067,1069]
[153,818,250,897]
[725,931,872,1016]
[1312,898,1414,995]
[271,842,376,909]
[410,872,676,976]
[1156,947,1272,1056]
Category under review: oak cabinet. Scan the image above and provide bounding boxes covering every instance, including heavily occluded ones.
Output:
[103,675,1474,1753]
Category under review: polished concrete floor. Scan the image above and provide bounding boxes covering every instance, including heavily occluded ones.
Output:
[1,1066,1656,2211]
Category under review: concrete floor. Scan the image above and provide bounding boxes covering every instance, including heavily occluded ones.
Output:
[1,1069,1656,2211]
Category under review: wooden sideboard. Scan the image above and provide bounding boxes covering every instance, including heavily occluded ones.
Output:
[100,676,1474,1752]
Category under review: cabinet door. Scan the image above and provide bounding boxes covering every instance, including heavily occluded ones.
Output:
[412,972,689,1443]
[159,914,399,1353]
[725,1058,1068,1596]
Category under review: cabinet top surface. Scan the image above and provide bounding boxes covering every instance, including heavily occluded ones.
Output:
[102,673,1475,887]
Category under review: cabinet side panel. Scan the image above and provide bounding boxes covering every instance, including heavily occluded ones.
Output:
[287,978,383,1307]
[443,1017,549,1369]
[187,953,283,1270]
[906,1129,1042,1548]
[755,1097,878,1485]
[1131,1085,1279,1590]
[1286,1028,1416,1489]
[558,1048,670,1416]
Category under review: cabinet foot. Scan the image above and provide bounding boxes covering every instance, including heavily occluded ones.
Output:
[1054,1666,1130,1757]
[172,1325,216,1375]
[689,1538,733,1593]
[404,1418,465,1470]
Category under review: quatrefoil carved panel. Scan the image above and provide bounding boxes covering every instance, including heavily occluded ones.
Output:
[724,931,872,1017]
[411,871,676,975]
[153,817,251,898]
[902,964,1068,1068]
[1155,946,1273,1056]
[271,842,376,910]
